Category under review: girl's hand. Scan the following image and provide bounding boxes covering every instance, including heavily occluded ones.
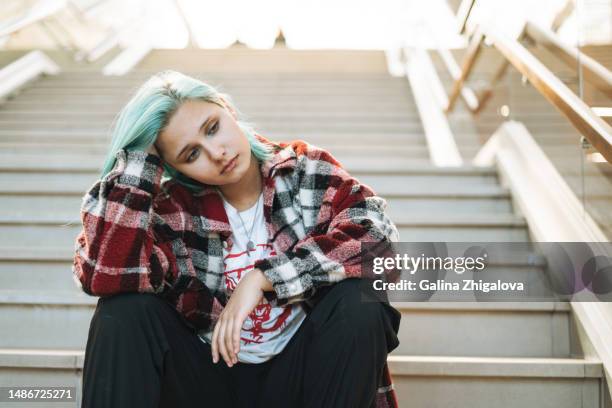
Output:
[211,269,273,367]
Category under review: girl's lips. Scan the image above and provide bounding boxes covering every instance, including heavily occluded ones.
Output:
[221,155,238,174]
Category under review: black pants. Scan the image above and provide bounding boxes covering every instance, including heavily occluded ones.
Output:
[81,278,401,408]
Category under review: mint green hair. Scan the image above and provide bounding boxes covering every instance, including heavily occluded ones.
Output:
[100,70,274,193]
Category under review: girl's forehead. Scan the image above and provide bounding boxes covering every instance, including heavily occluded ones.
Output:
[172,99,218,120]
[161,101,219,140]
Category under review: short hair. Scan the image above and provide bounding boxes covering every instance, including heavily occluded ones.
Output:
[100,70,273,193]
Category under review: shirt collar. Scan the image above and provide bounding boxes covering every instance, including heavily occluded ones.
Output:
[261,140,297,178]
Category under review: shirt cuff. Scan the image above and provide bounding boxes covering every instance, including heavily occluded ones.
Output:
[254,255,316,305]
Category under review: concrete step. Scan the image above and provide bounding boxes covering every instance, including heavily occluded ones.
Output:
[396,222,529,242]
[391,302,572,357]
[0,174,97,194]
[31,80,410,91]
[20,86,413,98]
[0,292,95,349]
[366,192,516,215]
[389,355,603,408]
[0,349,602,408]
[38,69,404,80]
[348,171,500,186]
[394,214,529,242]
[0,349,82,408]
[34,72,408,83]
[0,261,78,292]
[0,196,82,222]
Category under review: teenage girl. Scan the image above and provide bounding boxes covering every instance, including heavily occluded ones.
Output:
[73,70,402,408]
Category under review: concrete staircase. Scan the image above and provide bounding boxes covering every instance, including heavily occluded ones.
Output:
[0,47,606,407]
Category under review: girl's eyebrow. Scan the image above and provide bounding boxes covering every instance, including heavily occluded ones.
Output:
[175,115,213,160]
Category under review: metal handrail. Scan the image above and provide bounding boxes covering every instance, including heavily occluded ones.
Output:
[523,21,612,98]
[443,0,587,114]
[446,23,612,163]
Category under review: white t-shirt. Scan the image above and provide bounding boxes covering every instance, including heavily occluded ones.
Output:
[200,192,307,364]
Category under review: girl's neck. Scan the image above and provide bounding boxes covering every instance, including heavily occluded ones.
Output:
[218,153,263,212]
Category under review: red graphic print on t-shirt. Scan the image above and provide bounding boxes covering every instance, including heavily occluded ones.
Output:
[223,243,293,344]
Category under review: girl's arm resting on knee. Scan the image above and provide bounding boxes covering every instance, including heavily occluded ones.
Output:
[72,149,175,297]
[254,147,400,306]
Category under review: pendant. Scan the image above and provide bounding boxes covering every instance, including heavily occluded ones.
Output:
[247,241,255,252]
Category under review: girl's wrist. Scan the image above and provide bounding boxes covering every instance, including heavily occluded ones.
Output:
[252,268,274,292]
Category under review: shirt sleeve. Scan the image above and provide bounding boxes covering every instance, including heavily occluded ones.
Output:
[72,149,176,296]
[254,146,400,306]
[72,149,237,332]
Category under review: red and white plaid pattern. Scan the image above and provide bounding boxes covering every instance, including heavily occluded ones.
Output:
[73,134,400,407]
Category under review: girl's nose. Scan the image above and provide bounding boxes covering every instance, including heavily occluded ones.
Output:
[202,141,226,161]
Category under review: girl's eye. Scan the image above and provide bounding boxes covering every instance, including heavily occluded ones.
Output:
[187,148,199,163]
[186,121,218,163]
[207,121,218,135]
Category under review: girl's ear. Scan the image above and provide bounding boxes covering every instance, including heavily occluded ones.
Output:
[218,95,238,120]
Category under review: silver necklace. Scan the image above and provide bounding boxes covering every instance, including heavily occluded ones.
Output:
[220,190,262,257]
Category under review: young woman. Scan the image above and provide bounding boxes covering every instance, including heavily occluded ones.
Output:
[73,70,402,408]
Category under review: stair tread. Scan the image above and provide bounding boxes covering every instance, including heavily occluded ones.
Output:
[391,301,570,312]
[388,355,603,378]
[0,348,601,377]
[0,291,96,305]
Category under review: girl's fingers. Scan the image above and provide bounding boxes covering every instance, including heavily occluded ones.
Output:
[224,317,236,364]
[211,318,220,363]
[232,318,242,357]
[217,319,231,366]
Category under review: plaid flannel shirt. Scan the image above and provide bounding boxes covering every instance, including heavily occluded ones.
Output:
[73,134,401,407]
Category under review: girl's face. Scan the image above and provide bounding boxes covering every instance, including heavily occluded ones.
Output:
[155,99,252,186]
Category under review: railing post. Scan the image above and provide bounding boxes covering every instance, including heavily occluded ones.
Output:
[445,27,484,113]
